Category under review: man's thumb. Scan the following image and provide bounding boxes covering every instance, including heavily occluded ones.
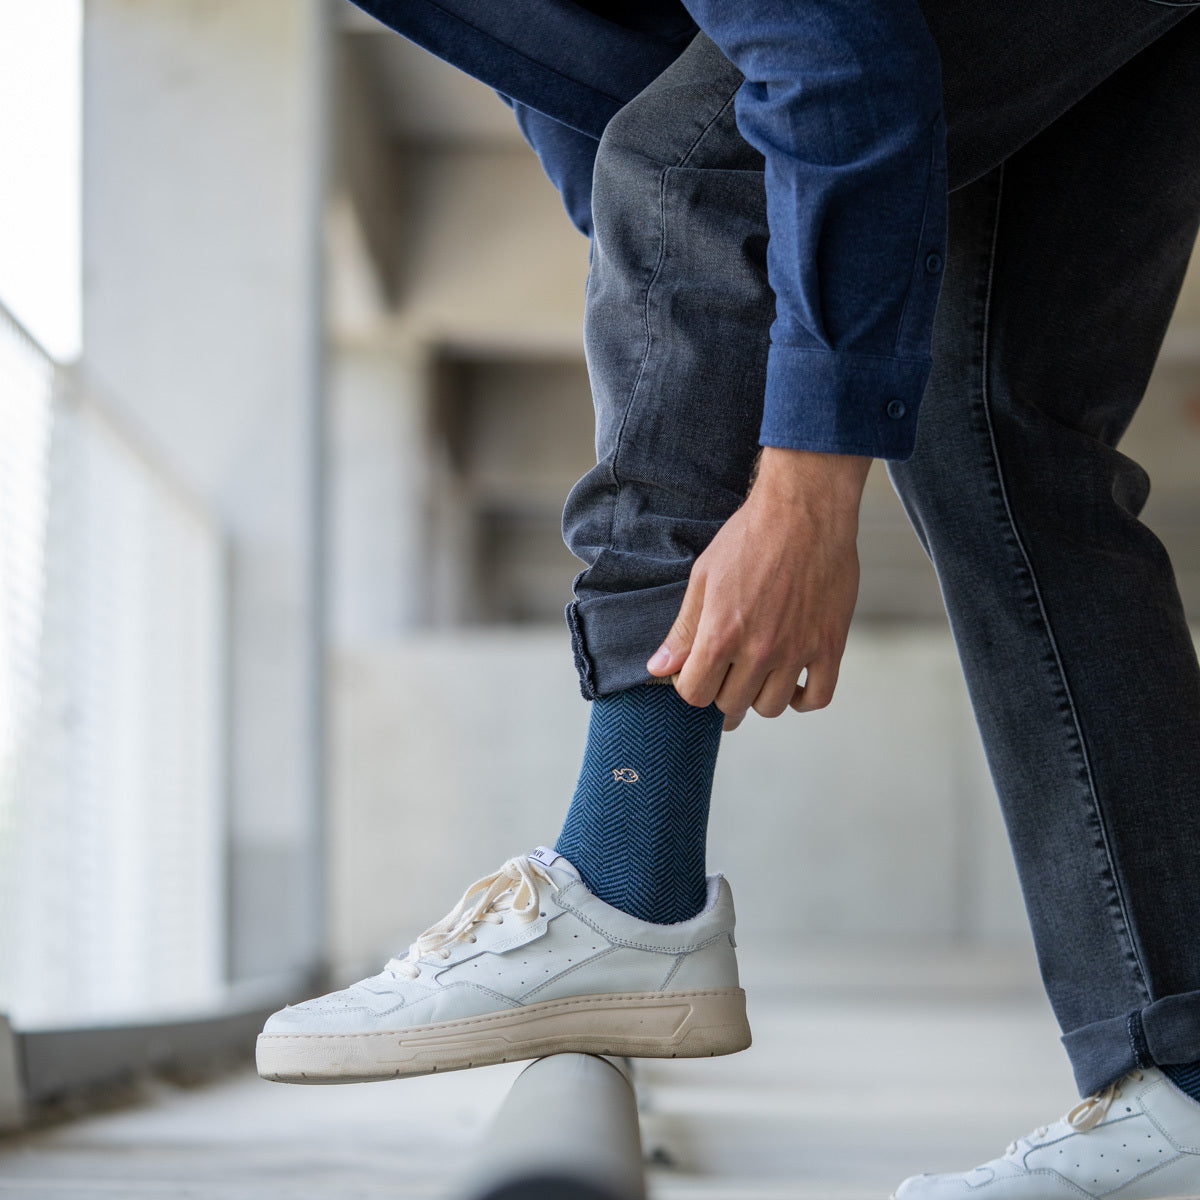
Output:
[646,584,702,676]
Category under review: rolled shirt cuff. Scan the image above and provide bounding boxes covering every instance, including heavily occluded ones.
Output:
[759,345,933,461]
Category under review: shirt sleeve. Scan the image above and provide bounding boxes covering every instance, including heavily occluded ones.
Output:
[681,0,948,460]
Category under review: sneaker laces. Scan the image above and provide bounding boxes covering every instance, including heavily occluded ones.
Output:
[1005,1070,1145,1154]
[384,855,555,979]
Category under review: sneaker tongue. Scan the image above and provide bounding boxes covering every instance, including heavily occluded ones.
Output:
[528,845,580,880]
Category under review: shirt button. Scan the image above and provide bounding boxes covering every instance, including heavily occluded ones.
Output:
[925,252,943,274]
[886,400,907,420]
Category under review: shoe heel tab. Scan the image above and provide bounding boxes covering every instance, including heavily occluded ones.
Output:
[702,873,737,926]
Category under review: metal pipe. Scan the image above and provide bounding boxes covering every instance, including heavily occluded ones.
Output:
[454,1054,646,1200]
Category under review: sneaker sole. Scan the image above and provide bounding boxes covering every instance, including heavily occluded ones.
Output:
[256,987,750,1083]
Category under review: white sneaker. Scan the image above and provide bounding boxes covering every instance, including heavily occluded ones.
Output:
[256,847,750,1083]
[893,1069,1200,1199]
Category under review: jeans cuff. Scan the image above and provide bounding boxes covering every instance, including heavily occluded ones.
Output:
[566,580,688,699]
[1061,988,1200,1095]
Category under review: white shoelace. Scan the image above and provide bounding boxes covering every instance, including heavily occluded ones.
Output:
[1005,1070,1144,1154]
[384,855,555,980]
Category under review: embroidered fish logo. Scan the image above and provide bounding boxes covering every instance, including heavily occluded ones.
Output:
[612,768,639,783]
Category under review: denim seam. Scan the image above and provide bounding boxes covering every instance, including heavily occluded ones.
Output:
[566,598,598,700]
[974,166,1152,1005]
[676,87,742,170]
[604,167,666,522]
[606,84,742,543]
[1128,1010,1153,1069]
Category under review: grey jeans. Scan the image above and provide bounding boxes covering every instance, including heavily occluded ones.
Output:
[563,12,1200,1095]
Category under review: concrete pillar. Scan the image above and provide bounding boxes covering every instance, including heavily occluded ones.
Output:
[329,340,431,639]
[81,0,330,980]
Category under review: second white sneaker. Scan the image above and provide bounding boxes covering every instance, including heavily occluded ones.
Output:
[894,1068,1200,1199]
[257,847,750,1083]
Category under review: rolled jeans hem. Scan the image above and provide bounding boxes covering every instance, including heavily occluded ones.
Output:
[1062,989,1200,1096]
[566,581,687,699]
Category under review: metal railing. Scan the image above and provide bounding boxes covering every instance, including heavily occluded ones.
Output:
[0,299,230,1030]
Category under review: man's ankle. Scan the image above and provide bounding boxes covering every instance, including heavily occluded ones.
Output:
[1163,1060,1200,1103]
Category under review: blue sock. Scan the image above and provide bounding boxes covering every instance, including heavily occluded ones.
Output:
[1164,1061,1200,1102]
[555,683,723,924]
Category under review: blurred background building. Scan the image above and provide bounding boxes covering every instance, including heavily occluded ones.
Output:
[2,0,1200,1192]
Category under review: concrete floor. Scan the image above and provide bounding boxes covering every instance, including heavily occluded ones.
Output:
[0,945,1080,1200]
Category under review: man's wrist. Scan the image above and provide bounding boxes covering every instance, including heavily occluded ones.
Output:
[753,446,872,516]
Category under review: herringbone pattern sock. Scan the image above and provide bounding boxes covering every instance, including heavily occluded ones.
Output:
[555,683,723,924]
[1164,1061,1200,1102]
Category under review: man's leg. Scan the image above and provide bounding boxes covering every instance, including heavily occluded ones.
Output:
[563,35,769,697]
[555,35,770,919]
[256,34,761,1085]
[890,16,1200,1099]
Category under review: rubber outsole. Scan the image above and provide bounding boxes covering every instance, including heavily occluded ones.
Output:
[256,987,750,1083]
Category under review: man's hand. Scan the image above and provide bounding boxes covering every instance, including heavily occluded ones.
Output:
[646,447,871,731]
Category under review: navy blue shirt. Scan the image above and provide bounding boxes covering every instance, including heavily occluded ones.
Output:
[352,0,948,460]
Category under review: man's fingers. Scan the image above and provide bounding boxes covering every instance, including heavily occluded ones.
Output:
[713,659,767,724]
[789,659,841,713]
[753,666,802,719]
[647,574,705,677]
[674,646,732,709]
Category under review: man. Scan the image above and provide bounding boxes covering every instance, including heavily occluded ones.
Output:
[258,3,1200,1195]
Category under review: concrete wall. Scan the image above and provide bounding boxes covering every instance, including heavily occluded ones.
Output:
[329,626,1030,976]
[82,0,329,981]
